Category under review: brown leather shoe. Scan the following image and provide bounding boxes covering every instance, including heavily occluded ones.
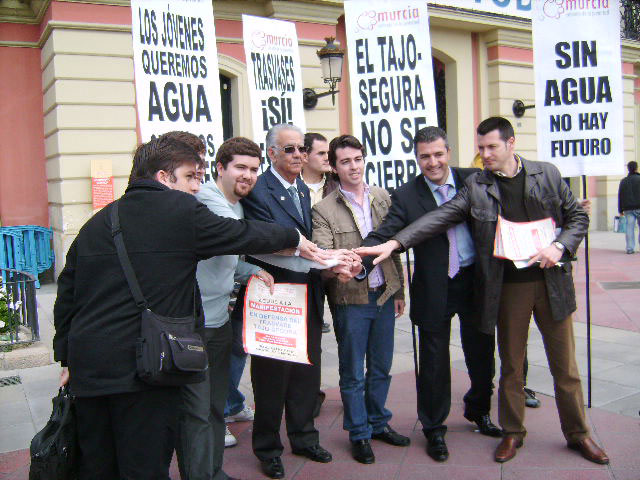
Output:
[567,437,609,465]
[494,436,523,463]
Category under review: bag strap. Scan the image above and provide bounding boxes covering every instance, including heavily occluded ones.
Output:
[110,200,148,310]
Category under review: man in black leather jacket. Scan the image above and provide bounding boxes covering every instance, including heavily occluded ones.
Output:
[356,117,608,466]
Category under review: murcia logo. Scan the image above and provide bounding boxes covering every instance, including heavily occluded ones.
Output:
[251,30,294,50]
[544,0,610,19]
[357,5,419,31]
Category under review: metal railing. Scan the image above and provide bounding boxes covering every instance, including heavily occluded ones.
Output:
[622,0,640,41]
[1,268,39,346]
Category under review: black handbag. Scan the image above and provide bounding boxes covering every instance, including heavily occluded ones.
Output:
[110,200,208,386]
[29,386,78,480]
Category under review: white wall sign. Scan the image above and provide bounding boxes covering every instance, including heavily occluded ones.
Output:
[430,0,532,19]
[131,0,224,182]
[532,0,624,177]
[344,0,438,190]
[242,14,306,171]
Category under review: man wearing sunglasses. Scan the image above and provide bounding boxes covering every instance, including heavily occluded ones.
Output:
[241,124,336,479]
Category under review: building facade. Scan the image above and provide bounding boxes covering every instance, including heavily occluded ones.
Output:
[1,0,639,276]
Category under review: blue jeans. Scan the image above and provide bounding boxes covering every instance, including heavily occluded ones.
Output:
[624,210,640,252]
[224,316,247,417]
[333,292,395,441]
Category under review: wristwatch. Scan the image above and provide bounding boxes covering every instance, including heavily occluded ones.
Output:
[552,241,565,252]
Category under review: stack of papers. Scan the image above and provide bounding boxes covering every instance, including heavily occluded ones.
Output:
[493,216,557,269]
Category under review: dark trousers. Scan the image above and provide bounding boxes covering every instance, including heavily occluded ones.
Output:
[75,387,180,480]
[417,266,496,438]
[251,317,322,460]
[177,323,232,480]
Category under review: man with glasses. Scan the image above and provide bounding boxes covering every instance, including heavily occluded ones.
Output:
[241,124,336,479]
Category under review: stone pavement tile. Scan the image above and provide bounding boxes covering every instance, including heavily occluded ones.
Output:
[0,402,32,428]
[501,467,612,480]
[20,378,58,401]
[591,364,640,387]
[587,408,640,434]
[594,392,640,418]
[293,461,400,480]
[0,449,29,475]
[17,364,61,384]
[0,424,35,454]
[311,399,343,428]
[26,396,54,431]
[583,339,640,365]
[594,432,640,470]
[0,385,26,405]
[4,464,30,480]
[397,464,502,480]
[610,469,640,480]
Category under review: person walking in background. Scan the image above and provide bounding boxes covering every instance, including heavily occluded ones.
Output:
[618,161,640,254]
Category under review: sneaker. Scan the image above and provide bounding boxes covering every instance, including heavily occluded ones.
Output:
[225,405,255,423]
[225,426,238,448]
[524,387,541,408]
[627,249,634,254]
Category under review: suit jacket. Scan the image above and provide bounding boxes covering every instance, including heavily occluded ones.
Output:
[242,167,324,329]
[363,168,479,331]
[312,186,404,307]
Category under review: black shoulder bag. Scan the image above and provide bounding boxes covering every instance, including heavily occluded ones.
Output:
[110,200,208,386]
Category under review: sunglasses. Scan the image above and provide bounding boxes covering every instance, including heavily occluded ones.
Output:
[278,145,308,154]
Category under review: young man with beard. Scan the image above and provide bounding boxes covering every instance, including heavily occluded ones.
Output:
[177,137,276,480]
[312,135,409,464]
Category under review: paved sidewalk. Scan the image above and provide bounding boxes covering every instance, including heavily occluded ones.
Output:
[1,231,639,478]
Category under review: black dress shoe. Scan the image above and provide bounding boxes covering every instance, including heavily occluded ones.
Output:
[321,322,331,333]
[260,457,285,479]
[292,444,332,463]
[426,433,449,462]
[464,413,503,438]
[371,426,410,446]
[351,439,375,464]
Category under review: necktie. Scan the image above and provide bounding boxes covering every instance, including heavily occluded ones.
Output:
[435,184,460,278]
[288,186,303,219]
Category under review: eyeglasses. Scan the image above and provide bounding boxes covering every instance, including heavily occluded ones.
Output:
[277,145,309,154]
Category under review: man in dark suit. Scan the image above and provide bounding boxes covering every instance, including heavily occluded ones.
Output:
[362,126,500,462]
[242,124,333,479]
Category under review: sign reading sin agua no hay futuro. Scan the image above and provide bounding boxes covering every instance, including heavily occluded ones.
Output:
[532,0,624,177]
[131,0,224,182]
[242,14,306,171]
[344,0,438,190]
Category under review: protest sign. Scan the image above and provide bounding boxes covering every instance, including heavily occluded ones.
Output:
[131,0,224,182]
[430,0,531,19]
[344,0,438,190]
[243,276,310,364]
[242,14,306,171]
[532,0,624,177]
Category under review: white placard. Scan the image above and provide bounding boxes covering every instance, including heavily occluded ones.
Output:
[344,0,438,190]
[131,0,224,183]
[242,14,306,171]
[429,0,532,19]
[243,277,310,364]
[532,0,624,177]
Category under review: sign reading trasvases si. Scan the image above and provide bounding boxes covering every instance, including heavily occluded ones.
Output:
[131,0,224,183]
[344,0,438,190]
[532,0,624,177]
[243,14,306,171]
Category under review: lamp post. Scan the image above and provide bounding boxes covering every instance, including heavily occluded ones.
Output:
[303,37,345,109]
